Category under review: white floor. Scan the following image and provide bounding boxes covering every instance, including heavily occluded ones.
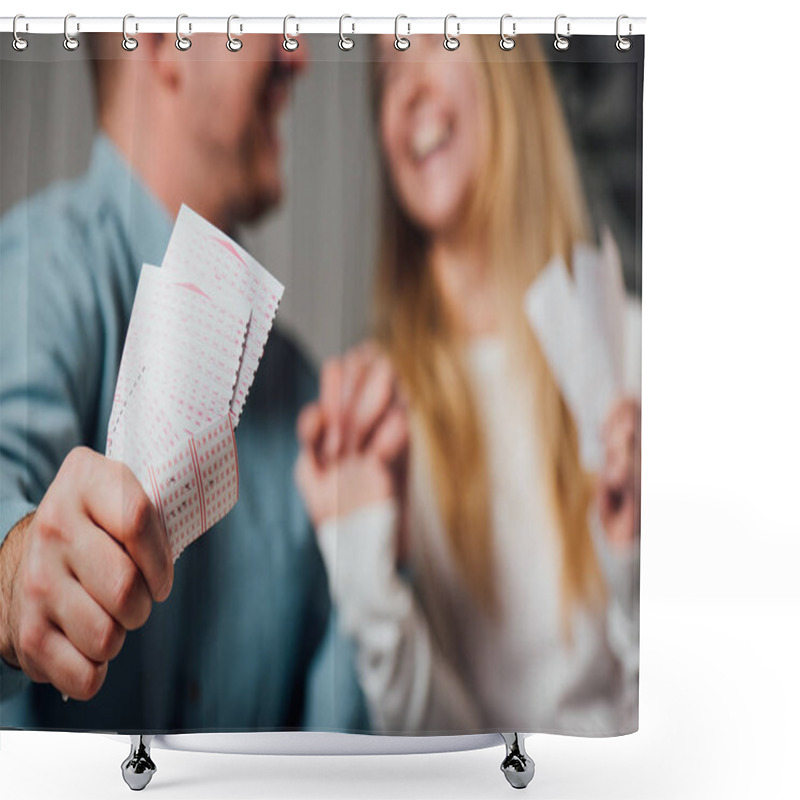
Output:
[2,591,797,799]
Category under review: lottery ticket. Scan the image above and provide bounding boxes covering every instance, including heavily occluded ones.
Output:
[524,242,623,473]
[106,209,283,559]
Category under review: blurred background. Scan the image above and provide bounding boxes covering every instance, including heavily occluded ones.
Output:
[1,33,641,366]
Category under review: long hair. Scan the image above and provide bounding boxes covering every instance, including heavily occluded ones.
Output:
[371,36,607,639]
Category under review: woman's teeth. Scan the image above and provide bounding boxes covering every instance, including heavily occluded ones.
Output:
[411,119,451,162]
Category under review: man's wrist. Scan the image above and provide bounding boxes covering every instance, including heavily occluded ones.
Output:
[0,511,33,668]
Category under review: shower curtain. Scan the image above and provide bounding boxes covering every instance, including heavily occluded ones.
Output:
[0,26,643,741]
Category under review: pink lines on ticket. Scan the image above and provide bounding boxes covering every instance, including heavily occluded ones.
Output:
[106,206,284,560]
[163,206,284,426]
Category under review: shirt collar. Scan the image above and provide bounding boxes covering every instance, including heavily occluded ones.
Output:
[87,131,174,269]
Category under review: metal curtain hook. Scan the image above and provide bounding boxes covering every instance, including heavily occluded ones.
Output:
[616,14,632,51]
[443,14,460,51]
[227,15,243,51]
[554,14,570,51]
[63,13,79,51]
[339,14,355,51]
[499,14,515,50]
[283,15,299,51]
[176,14,192,51]
[394,14,410,51]
[12,14,28,51]
[122,14,138,51]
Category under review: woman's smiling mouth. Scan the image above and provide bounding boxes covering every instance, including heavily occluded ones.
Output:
[410,117,454,164]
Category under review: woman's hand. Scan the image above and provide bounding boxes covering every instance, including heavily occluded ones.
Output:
[294,342,410,531]
[596,397,641,549]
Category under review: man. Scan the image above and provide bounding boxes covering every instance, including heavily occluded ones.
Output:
[0,32,368,732]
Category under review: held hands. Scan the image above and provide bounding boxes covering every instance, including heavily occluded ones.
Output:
[0,447,173,701]
[296,345,640,557]
[294,341,410,533]
[596,397,641,549]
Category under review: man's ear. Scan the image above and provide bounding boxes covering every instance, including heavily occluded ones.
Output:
[144,33,183,93]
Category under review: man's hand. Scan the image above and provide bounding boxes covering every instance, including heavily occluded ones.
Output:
[294,341,409,533]
[0,447,173,701]
[314,341,408,464]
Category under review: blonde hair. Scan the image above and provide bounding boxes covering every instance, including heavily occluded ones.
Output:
[371,36,607,639]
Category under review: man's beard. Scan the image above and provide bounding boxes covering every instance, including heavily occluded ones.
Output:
[235,173,282,225]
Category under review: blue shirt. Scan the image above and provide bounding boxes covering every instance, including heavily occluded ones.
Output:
[0,133,369,733]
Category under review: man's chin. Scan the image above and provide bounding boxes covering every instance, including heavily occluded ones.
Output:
[237,184,283,225]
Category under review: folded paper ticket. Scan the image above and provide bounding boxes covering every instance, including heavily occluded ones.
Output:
[106,205,284,560]
[524,230,628,473]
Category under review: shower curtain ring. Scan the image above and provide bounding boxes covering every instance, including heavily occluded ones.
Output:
[176,14,192,51]
[339,15,355,51]
[394,15,410,51]
[63,13,79,51]
[616,15,632,51]
[12,14,28,51]
[443,14,460,51]
[122,14,139,51]
[227,15,243,51]
[283,15,299,51]
[554,14,570,51]
[499,14,516,50]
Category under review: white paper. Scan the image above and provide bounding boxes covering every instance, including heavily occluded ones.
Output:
[162,205,285,425]
[106,208,283,559]
[524,242,625,472]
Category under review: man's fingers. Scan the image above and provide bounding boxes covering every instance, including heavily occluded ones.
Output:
[331,347,373,457]
[294,447,334,529]
[72,451,173,603]
[346,356,397,452]
[319,359,340,415]
[67,519,153,631]
[320,342,383,460]
[297,403,324,449]
[31,623,108,702]
[369,406,410,464]
[340,342,378,413]
[48,576,126,664]
[320,359,344,459]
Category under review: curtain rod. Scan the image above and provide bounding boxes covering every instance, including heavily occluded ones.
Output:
[0,16,646,37]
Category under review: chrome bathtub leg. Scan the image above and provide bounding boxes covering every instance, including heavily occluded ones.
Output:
[121,734,156,791]
[500,733,535,789]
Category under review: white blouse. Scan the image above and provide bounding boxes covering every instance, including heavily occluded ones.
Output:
[317,312,640,736]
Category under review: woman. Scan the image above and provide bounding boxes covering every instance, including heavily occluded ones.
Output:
[295,34,641,736]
